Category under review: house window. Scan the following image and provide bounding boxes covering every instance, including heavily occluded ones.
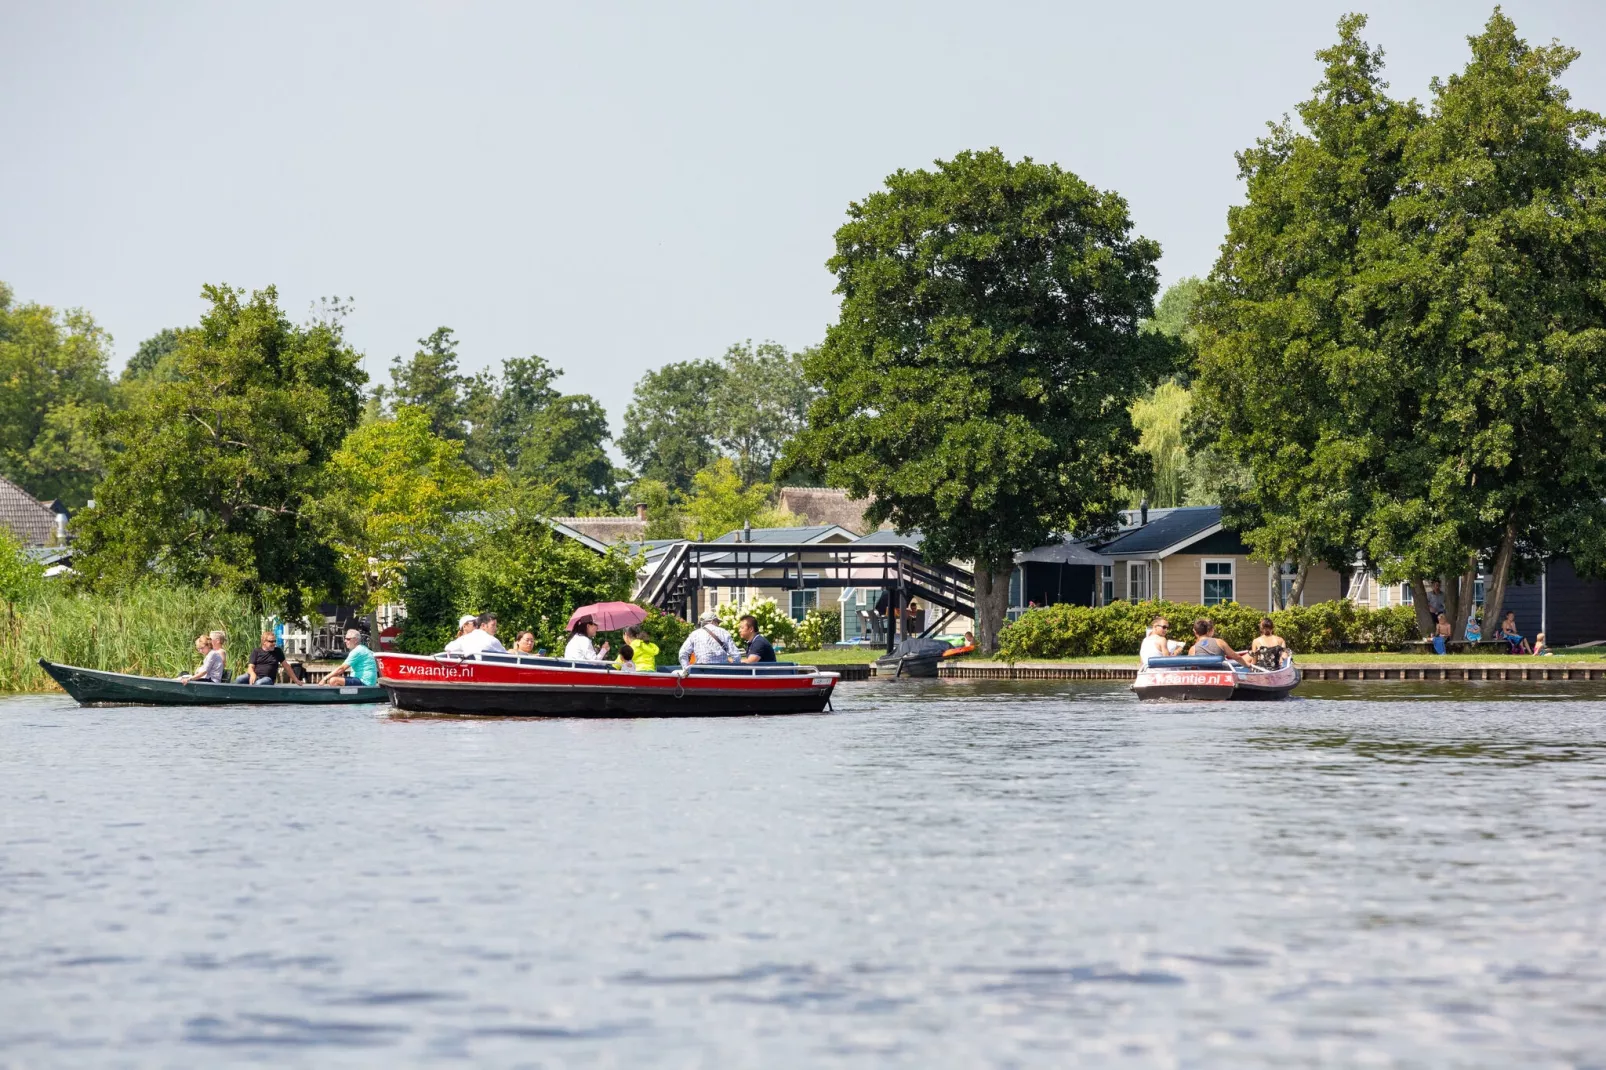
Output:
[1473,573,1485,607]
[1102,565,1114,606]
[1007,566,1025,619]
[1128,561,1150,601]
[1377,578,1390,608]
[1279,562,1299,607]
[1400,583,1413,605]
[1202,560,1235,605]
[790,589,818,621]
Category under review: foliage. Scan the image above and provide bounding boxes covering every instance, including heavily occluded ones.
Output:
[0,281,115,506]
[311,406,486,612]
[680,458,795,540]
[467,354,560,473]
[713,341,817,485]
[996,599,1420,661]
[398,502,638,655]
[628,604,692,658]
[784,148,1175,652]
[629,478,686,540]
[619,359,727,497]
[120,327,184,386]
[1129,379,1192,509]
[73,284,365,614]
[713,595,798,649]
[0,528,44,606]
[793,606,842,651]
[1140,276,1204,348]
[0,582,257,693]
[514,394,625,512]
[387,327,468,442]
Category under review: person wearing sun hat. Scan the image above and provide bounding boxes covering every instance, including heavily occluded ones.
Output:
[677,608,739,666]
[443,614,479,654]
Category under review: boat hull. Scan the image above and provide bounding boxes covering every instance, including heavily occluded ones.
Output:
[38,659,387,707]
[1131,656,1301,702]
[377,652,838,717]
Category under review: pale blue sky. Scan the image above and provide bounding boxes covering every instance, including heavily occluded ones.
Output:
[4,1,1603,432]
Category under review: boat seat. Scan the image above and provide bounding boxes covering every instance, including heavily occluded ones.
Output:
[1144,655,1230,669]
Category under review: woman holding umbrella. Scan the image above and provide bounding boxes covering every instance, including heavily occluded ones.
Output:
[564,618,610,662]
[562,601,648,663]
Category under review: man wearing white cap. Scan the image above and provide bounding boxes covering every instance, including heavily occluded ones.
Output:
[677,609,740,666]
[455,613,507,655]
[443,614,478,654]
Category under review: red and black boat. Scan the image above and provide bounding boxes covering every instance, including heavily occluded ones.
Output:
[374,651,840,717]
[1131,654,1301,702]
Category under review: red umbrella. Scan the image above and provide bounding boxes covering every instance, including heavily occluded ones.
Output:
[567,601,648,632]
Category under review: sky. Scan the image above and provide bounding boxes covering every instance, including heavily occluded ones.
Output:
[4,0,1605,434]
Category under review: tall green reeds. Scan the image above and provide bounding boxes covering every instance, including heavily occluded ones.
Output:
[0,584,258,693]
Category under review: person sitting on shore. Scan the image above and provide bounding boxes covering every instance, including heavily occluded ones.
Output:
[623,626,658,671]
[513,630,537,655]
[1139,617,1183,666]
[179,635,225,684]
[1534,632,1555,656]
[737,614,777,663]
[443,614,479,654]
[1248,617,1289,670]
[564,618,610,662]
[1433,612,1454,655]
[322,629,377,687]
[678,609,739,666]
[943,631,977,658]
[235,630,298,685]
[1465,613,1482,643]
[1499,610,1532,655]
[1189,619,1252,667]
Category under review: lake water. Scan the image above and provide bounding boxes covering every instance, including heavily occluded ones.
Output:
[2,680,1604,1067]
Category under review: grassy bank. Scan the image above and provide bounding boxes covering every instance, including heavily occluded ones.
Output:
[1,586,258,693]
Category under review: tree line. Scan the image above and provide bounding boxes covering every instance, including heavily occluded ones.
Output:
[5,9,1601,654]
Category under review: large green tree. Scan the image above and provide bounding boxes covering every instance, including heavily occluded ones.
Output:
[74,284,365,612]
[619,359,728,496]
[387,327,468,441]
[1192,15,1423,610]
[310,405,486,613]
[514,393,625,511]
[713,341,816,485]
[0,281,115,505]
[786,149,1173,652]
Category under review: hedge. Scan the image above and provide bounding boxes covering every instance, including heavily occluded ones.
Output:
[996,599,1421,662]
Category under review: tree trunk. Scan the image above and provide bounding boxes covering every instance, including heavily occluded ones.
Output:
[1481,520,1519,641]
[1288,555,1311,606]
[974,566,1012,655]
[1409,578,1435,637]
[1457,561,1478,633]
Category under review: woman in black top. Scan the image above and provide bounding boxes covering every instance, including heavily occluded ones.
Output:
[1189,619,1252,667]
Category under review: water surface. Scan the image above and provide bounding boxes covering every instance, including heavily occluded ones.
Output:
[2,681,1603,1067]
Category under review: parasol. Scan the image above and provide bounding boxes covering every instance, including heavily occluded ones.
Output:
[567,601,648,632]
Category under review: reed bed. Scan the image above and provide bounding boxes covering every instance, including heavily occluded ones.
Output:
[0,585,258,693]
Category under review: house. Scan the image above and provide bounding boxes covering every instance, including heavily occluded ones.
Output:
[0,475,70,548]
[1092,505,1344,611]
[548,504,649,545]
[692,525,860,620]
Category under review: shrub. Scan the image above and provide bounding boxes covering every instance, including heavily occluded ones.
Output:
[715,596,798,649]
[793,607,842,651]
[996,598,1424,662]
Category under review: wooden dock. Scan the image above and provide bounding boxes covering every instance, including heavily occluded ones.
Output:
[841,661,1606,683]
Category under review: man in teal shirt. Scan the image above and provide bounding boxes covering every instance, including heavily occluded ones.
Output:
[323,628,378,687]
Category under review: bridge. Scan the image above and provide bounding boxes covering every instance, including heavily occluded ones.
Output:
[634,541,975,651]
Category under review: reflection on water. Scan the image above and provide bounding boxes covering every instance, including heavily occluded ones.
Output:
[1,681,1604,1067]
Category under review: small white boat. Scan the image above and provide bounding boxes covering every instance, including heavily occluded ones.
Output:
[1131,653,1300,702]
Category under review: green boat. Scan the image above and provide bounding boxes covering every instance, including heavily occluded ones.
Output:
[38,659,389,707]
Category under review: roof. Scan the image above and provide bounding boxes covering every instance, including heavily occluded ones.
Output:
[548,515,648,544]
[543,518,611,555]
[1095,506,1223,558]
[710,525,856,545]
[852,529,922,548]
[0,477,62,546]
[776,487,875,536]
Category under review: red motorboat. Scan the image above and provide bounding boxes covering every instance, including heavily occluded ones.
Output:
[1131,654,1301,702]
[374,651,840,717]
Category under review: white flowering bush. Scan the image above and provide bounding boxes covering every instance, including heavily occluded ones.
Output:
[715,596,799,649]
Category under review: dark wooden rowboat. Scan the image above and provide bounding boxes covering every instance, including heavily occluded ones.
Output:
[38,659,388,707]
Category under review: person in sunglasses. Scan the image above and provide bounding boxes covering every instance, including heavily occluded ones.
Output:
[1139,617,1184,666]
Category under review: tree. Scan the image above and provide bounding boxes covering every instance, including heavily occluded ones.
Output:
[311,405,486,613]
[388,327,468,440]
[73,284,365,613]
[121,327,183,383]
[1191,15,1422,612]
[680,457,795,539]
[628,477,686,539]
[785,149,1173,652]
[712,341,816,485]
[1129,379,1192,509]
[515,394,624,511]
[0,281,115,505]
[468,354,560,472]
[1367,11,1606,634]
[1142,277,1205,349]
[619,359,727,496]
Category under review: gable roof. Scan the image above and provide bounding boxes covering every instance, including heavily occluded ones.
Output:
[852,529,922,548]
[710,524,856,545]
[0,477,62,546]
[1094,506,1223,558]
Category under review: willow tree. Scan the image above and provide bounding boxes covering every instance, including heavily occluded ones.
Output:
[785,149,1173,652]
